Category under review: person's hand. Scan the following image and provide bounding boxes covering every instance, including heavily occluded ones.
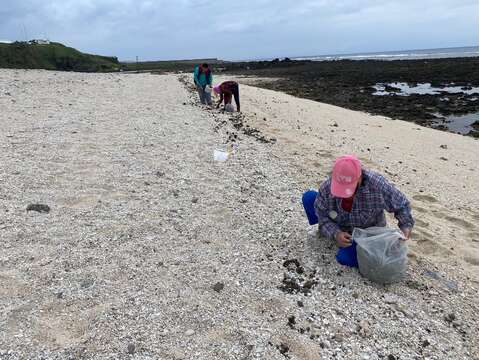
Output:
[401,228,412,240]
[336,231,353,248]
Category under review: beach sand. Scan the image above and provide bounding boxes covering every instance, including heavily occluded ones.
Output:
[229,76,479,279]
[0,69,478,359]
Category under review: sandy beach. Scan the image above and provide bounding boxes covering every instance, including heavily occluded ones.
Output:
[0,69,478,359]
[230,75,479,275]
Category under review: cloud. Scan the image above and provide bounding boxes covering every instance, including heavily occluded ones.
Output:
[0,0,478,60]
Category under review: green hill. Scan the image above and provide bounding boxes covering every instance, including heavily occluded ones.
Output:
[0,41,120,72]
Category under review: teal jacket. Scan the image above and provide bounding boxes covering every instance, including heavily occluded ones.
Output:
[193,66,213,88]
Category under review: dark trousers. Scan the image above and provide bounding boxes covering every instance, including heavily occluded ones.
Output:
[224,84,240,110]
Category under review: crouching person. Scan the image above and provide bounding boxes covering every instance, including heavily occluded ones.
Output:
[302,155,414,267]
[214,81,240,112]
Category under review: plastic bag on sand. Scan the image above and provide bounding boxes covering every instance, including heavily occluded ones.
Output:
[353,227,408,284]
[225,103,235,112]
[213,150,229,162]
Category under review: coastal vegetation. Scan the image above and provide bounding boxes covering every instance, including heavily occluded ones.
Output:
[0,41,119,72]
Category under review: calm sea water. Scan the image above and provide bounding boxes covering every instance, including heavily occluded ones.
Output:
[293,46,479,61]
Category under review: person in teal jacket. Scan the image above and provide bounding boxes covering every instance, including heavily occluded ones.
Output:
[193,63,213,105]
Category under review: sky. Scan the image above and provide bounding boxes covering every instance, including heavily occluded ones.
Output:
[1,0,478,61]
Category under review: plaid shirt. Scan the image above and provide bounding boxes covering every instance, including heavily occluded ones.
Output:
[314,170,414,240]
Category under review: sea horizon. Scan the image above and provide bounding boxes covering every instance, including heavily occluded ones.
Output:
[291,45,479,62]
[239,45,479,63]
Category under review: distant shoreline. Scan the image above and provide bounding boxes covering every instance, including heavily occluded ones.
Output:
[240,45,479,63]
[221,56,479,138]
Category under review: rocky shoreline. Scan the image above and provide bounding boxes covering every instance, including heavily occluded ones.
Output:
[222,57,479,138]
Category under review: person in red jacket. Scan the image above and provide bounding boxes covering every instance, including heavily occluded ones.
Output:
[213,81,240,112]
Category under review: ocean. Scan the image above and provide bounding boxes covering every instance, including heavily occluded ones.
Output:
[293,46,479,61]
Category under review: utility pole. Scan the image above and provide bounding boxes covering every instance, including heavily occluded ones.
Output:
[136,56,139,73]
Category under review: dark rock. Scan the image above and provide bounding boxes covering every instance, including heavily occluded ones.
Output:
[297,300,304,307]
[283,259,304,274]
[191,197,199,203]
[387,355,397,360]
[26,204,51,213]
[445,313,456,323]
[127,343,136,354]
[277,343,289,356]
[422,339,431,347]
[213,282,224,293]
[440,144,448,149]
[279,273,301,294]
[287,315,296,329]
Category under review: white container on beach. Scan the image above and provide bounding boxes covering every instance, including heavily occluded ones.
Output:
[225,103,235,112]
[213,150,229,162]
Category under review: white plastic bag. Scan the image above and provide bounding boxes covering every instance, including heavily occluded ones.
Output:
[225,103,236,112]
[353,227,408,284]
[213,150,229,162]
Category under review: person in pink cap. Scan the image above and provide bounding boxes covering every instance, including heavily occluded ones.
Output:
[302,155,414,266]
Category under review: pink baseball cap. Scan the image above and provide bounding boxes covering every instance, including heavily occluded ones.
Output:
[213,85,221,94]
[331,155,362,198]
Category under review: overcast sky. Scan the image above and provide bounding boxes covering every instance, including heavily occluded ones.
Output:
[1,0,478,61]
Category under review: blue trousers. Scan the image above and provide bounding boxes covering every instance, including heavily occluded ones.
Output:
[302,190,358,268]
